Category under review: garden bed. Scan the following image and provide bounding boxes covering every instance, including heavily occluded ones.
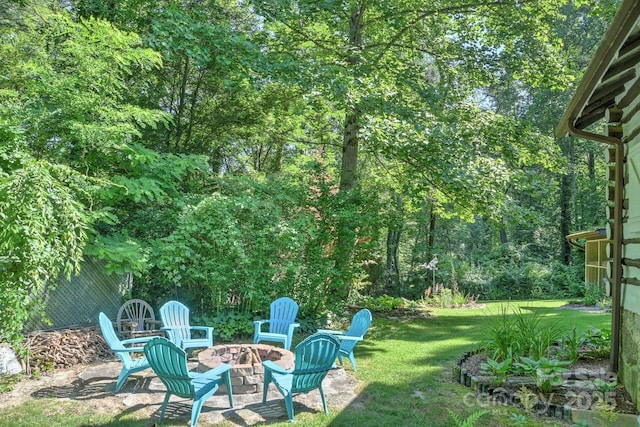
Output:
[455,350,637,421]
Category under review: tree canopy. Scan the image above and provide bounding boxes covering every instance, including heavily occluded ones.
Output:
[0,0,621,343]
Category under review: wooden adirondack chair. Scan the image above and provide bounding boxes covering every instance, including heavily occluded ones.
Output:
[159,301,213,351]
[143,337,234,427]
[98,312,153,393]
[262,333,340,422]
[317,308,372,372]
[253,297,300,350]
[116,299,162,338]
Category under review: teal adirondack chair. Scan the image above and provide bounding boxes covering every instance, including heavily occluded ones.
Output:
[253,297,300,350]
[262,333,340,422]
[159,301,213,351]
[98,312,153,393]
[317,308,372,372]
[143,337,234,427]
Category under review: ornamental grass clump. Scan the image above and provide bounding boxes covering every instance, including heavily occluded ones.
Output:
[482,305,566,363]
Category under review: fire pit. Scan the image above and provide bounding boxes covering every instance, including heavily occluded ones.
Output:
[198,344,295,394]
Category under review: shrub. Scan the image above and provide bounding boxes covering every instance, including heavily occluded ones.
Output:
[583,282,607,307]
[195,310,254,342]
[358,295,404,312]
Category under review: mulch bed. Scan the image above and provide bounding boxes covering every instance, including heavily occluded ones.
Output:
[456,351,637,419]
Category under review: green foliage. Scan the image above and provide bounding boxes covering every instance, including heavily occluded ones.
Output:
[480,349,513,384]
[593,377,617,393]
[560,327,584,363]
[482,305,566,362]
[455,257,584,302]
[512,308,565,360]
[423,283,477,308]
[583,282,609,307]
[513,356,571,394]
[510,412,528,426]
[447,409,489,427]
[0,374,22,393]
[356,295,405,313]
[0,153,88,344]
[0,2,182,341]
[581,327,612,359]
[195,311,254,342]
[145,176,372,318]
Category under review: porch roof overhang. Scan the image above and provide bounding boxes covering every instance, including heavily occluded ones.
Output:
[565,229,607,251]
[556,0,640,137]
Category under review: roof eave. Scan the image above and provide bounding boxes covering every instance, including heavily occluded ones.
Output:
[556,0,640,138]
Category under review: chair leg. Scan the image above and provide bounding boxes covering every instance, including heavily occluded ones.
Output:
[114,369,130,393]
[190,397,206,427]
[223,370,235,407]
[284,391,295,422]
[319,384,329,415]
[262,371,271,404]
[159,392,171,422]
[348,352,357,372]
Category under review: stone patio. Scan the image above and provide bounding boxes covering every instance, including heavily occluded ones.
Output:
[0,356,364,425]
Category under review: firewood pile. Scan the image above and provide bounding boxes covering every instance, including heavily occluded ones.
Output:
[22,327,112,374]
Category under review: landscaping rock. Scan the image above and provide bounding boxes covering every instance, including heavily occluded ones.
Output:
[0,345,21,375]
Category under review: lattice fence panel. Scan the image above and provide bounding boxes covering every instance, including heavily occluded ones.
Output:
[24,257,127,332]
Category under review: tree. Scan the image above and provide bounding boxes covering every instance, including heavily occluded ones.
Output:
[0,1,202,342]
[249,0,579,293]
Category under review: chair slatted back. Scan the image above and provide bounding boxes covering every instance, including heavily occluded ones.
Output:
[269,297,299,335]
[340,309,372,354]
[291,333,340,393]
[160,301,192,343]
[117,299,155,336]
[99,312,133,365]
[143,337,195,398]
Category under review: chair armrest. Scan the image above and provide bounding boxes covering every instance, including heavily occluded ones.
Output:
[112,346,145,354]
[190,326,214,338]
[198,363,231,379]
[335,335,363,342]
[121,336,155,346]
[287,322,300,334]
[262,360,291,375]
[316,329,345,335]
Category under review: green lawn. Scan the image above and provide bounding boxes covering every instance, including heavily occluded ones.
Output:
[0,300,611,426]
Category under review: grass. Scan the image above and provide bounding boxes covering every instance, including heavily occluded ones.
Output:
[0,300,610,426]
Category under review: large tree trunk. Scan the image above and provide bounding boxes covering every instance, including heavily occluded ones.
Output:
[339,111,360,191]
[386,228,401,295]
[339,3,365,192]
[332,4,366,296]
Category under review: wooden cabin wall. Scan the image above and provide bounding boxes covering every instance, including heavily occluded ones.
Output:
[619,93,640,410]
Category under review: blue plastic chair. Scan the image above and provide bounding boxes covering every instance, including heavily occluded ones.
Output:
[262,333,340,422]
[159,301,213,351]
[98,312,153,393]
[143,337,234,427]
[317,308,372,372]
[253,297,300,350]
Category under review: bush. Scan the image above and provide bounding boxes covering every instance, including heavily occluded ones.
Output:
[195,311,254,342]
[357,295,405,312]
